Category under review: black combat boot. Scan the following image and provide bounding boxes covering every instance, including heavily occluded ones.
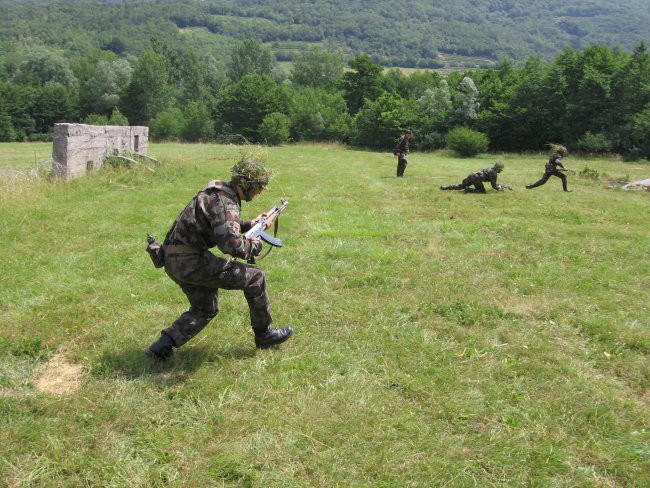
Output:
[254,327,294,349]
[146,333,175,361]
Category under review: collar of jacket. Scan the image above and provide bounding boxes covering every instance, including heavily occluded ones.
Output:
[202,179,241,205]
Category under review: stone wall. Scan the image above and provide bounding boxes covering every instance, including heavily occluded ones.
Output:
[52,123,149,179]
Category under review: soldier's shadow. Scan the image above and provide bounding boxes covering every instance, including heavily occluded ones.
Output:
[98,343,256,386]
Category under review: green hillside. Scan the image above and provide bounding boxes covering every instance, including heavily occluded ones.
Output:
[1,0,649,67]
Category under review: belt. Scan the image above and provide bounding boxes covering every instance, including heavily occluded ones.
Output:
[163,244,205,255]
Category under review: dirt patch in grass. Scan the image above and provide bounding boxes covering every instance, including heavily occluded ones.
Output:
[34,352,83,395]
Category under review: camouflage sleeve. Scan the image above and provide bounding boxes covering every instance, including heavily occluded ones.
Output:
[489,171,500,189]
[197,191,256,259]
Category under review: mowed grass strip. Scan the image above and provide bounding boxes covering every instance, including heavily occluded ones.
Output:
[1,142,648,486]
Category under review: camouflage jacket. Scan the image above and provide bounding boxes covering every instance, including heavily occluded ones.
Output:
[163,180,257,260]
[545,152,566,172]
[471,167,500,189]
[394,135,410,156]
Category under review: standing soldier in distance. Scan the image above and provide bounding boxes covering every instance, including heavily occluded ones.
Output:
[439,160,508,193]
[394,129,412,177]
[147,157,293,361]
[526,144,573,192]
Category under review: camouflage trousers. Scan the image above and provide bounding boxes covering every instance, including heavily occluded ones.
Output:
[527,170,568,191]
[440,174,486,193]
[161,250,272,347]
[396,156,408,177]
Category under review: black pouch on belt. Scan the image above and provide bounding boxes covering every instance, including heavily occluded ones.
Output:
[146,233,165,268]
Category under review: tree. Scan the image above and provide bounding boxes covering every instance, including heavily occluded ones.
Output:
[350,93,416,149]
[418,80,452,118]
[82,59,132,115]
[474,61,518,150]
[182,101,215,142]
[227,39,275,82]
[506,56,550,150]
[289,87,351,142]
[119,41,176,125]
[341,54,384,114]
[414,79,453,149]
[611,42,650,152]
[0,81,36,140]
[14,48,79,92]
[33,84,78,133]
[629,103,650,158]
[290,47,344,89]
[0,111,16,142]
[218,74,289,141]
[455,76,480,125]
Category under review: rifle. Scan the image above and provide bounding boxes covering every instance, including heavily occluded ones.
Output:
[245,198,289,262]
[497,184,513,191]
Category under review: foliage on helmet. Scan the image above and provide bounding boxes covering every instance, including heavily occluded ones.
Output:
[231,157,270,190]
[494,159,505,170]
[547,143,568,155]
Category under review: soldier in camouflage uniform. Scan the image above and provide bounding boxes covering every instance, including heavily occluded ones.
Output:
[394,129,412,177]
[439,161,507,193]
[147,158,293,360]
[526,145,572,192]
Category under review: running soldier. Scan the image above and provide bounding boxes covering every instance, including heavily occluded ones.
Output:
[526,144,572,192]
[439,160,508,193]
[147,157,293,360]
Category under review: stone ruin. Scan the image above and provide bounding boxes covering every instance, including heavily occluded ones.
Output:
[52,123,150,179]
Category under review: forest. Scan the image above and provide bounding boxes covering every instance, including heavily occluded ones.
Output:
[2,0,649,67]
[1,0,650,157]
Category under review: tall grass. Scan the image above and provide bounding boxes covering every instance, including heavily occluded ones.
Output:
[1,143,648,486]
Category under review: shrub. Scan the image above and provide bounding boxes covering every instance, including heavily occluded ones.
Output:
[259,112,290,145]
[83,113,109,125]
[182,102,215,142]
[108,108,129,126]
[579,166,600,180]
[446,126,489,157]
[150,107,185,141]
[417,131,446,150]
[28,132,53,142]
[577,131,612,154]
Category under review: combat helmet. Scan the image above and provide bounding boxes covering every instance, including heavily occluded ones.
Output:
[548,143,568,156]
[494,159,504,171]
[231,157,270,191]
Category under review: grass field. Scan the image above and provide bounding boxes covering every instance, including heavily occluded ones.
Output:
[0,142,53,171]
[1,142,649,487]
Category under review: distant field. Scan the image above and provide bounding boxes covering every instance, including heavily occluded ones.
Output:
[1,142,648,486]
[275,48,496,74]
[0,142,53,171]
